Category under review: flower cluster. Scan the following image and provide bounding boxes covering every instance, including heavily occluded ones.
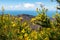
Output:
[0,8,60,40]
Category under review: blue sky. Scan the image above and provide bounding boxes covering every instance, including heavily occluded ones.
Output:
[0,0,57,11]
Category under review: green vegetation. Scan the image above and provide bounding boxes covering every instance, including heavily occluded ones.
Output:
[0,6,60,40]
[31,7,51,28]
[0,1,60,39]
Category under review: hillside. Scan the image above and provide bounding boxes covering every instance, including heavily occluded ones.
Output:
[17,14,42,30]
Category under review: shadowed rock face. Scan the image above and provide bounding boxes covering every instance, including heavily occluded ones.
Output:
[17,14,42,30]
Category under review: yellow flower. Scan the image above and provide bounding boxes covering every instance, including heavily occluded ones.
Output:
[27,27,31,30]
[15,17,18,20]
[40,31,44,35]
[32,23,35,25]
[24,37,29,40]
[23,22,27,26]
[11,22,16,27]
[24,33,28,37]
[21,29,25,33]
[36,17,40,20]
[19,17,23,20]
[31,30,37,39]
[12,23,16,27]
[19,36,23,39]
[47,28,50,31]
[11,22,14,24]
[31,18,36,22]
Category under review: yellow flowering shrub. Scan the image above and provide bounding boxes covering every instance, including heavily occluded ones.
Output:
[0,6,60,40]
[31,8,51,28]
[0,14,60,40]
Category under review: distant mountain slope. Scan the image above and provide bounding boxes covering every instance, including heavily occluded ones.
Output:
[17,14,35,21]
[17,14,42,30]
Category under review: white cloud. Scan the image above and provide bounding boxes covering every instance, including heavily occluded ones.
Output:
[3,5,21,10]
[23,3,35,8]
[0,2,57,11]
[0,3,35,10]
[9,5,14,9]
[44,5,56,10]
[15,5,21,9]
